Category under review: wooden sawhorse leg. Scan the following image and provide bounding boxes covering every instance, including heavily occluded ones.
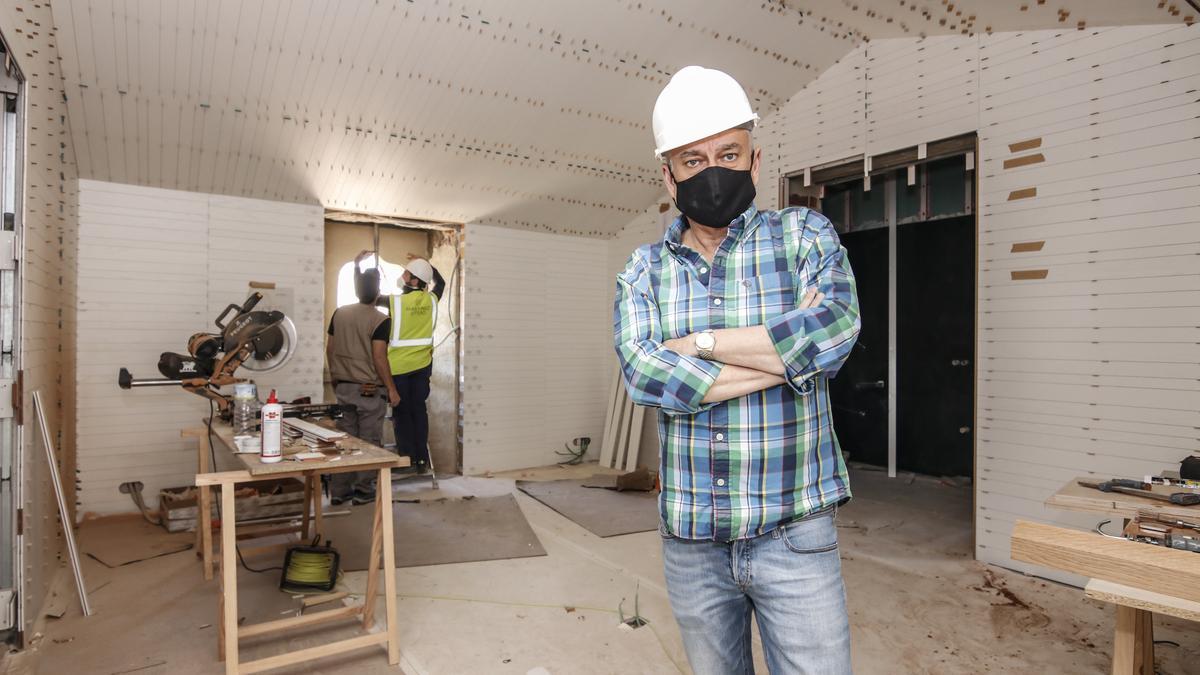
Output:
[183,428,216,581]
[220,483,239,673]
[1112,605,1154,675]
[358,467,400,664]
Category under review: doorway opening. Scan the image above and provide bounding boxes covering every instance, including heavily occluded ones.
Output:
[323,212,464,475]
[783,133,977,480]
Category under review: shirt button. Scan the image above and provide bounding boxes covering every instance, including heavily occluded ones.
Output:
[699,267,708,274]
[716,479,726,487]
[715,432,725,441]
[713,298,722,306]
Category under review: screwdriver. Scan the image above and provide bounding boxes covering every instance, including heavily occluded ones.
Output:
[1079,480,1200,506]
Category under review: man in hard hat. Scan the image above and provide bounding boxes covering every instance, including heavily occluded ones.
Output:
[614,66,860,674]
[325,268,393,505]
[356,250,445,474]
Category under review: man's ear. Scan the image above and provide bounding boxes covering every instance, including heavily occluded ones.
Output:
[750,146,763,186]
[662,161,678,201]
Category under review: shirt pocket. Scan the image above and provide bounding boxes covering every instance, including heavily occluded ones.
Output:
[738,271,797,322]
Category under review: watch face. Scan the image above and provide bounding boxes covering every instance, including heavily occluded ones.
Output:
[697,332,715,350]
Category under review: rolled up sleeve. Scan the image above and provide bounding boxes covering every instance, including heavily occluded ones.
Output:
[613,256,721,415]
[764,215,861,395]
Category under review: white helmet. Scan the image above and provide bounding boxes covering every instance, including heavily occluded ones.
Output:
[406,258,434,284]
[652,66,759,158]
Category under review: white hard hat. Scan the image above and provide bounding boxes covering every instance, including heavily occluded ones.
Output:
[406,258,434,284]
[652,66,759,158]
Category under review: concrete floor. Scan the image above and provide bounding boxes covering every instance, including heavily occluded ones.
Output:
[6,464,1200,674]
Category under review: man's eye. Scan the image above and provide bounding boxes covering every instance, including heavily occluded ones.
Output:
[685,159,700,168]
[723,154,738,162]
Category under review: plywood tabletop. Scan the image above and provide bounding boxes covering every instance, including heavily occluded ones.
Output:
[1046,477,1200,521]
[205,419,407,477]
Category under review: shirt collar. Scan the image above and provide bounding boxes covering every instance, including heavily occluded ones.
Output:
[663,202,761,253]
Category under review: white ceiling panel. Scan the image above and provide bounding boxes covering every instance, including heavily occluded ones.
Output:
[51,0,1187,236]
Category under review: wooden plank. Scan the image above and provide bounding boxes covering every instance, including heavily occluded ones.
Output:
[623,405,646,473]
[599,365,622,468]
[239,633,388,674]
[1045,478,1200,522]
[1007,187,1037,201]
[1010,520,1200,603]
[1089,578,1200,619]
[197,470,254,487]
[238,605,361,639]
[1009,240,1045,253]
[32,392,91,616]
[1009,269,1048,280]
[1008,137,1043,153]
[1003,153,1045,169]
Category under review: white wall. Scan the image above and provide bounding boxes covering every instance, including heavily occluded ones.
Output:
[752,24,1200,583]
[76,180,324,515]
[461,223,611,474]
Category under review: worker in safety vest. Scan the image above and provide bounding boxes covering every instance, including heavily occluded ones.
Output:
[355,250,444,473]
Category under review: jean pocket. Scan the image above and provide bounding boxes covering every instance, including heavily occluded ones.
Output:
[778,509,838,554]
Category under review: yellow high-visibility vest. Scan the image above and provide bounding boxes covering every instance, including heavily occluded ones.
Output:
[388,291,437,375]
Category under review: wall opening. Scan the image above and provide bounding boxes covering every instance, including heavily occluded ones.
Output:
[783,133,977,483]
[323,215,464,475]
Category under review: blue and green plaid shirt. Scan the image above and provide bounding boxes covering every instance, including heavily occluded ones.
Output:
[614,204,860,541]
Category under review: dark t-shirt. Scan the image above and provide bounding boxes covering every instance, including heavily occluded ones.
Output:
[328,314,390,341]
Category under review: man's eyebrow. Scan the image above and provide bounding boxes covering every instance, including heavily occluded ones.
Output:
[677,149,704,158]
[716,142,744,153]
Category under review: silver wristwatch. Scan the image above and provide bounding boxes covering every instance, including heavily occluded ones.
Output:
[695,330,716,360]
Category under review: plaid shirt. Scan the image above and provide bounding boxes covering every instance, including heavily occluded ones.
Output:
[613,204,860,541]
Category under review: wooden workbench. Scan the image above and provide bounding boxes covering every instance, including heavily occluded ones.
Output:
[1034,477,1200,675]
[189,420,408,674]
[1046,477,1200,522]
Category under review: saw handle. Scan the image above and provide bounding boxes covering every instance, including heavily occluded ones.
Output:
[215,292,264,330]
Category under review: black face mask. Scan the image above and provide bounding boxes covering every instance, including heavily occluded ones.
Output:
[672,165,756,229]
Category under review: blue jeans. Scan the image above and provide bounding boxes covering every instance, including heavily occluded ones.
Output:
[661,507,852,675]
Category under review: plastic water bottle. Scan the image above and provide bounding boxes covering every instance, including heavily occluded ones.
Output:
[232,383,259,437]
[260,389,283,464]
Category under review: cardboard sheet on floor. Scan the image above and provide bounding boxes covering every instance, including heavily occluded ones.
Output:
[80,515,194,568]
[329,494,546,571]
[517,479,658,537]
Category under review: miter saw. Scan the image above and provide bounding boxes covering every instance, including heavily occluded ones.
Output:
[117,292,297,416]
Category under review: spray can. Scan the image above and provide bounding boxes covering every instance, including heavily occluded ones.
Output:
[261,389,283,464]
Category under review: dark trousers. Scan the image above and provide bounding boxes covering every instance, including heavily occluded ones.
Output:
[391,364,432,466]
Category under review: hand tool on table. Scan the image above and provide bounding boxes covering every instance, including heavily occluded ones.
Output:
[1078,479,1200,506]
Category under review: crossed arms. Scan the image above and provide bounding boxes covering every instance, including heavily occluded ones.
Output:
[613,219,860,414]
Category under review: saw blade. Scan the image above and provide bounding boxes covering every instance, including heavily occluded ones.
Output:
[242,315,297,372]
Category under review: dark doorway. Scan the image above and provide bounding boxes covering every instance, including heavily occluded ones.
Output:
[793,140,976,478]
[829,227,888,467]
[896,215,974,476]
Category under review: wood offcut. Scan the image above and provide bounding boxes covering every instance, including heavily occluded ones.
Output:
[1008,138,1042,153]
[1007,187,1038,201]
[1003,153,1046,170]
[1010,269,1048,280]
[1010,241,1045,253]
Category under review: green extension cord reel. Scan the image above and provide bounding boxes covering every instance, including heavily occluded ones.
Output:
[279,539,340,593]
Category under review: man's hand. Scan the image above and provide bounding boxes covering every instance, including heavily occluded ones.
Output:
[799,287,825,309]
[355,249,375,264]
[388,388,401,407]
[663,333,696,357]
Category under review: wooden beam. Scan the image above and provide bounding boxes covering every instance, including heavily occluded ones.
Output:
[1010,520,1200,604]
[239,633,388,674]
[238,605,361,639]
